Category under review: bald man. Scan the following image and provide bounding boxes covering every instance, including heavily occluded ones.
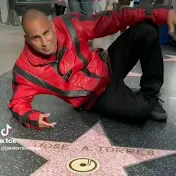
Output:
[8,6,176,130]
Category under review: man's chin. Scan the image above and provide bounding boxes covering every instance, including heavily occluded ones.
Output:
[41,50,54,56]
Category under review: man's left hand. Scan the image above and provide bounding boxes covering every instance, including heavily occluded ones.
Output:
[168,9,176,34]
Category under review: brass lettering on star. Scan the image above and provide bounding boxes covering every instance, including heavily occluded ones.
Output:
[97,146,155,156]
[34,142,71,150]
[34,142,155,156]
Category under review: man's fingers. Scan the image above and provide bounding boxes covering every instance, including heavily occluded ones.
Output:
[40,113,50,118]
[39,121,56,128]
[50,122,57,126]
[38,113,56,128]
[168,21,174,34]
[168,10,176,34]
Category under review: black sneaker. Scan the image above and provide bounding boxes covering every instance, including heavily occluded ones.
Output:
[144,96,168,121]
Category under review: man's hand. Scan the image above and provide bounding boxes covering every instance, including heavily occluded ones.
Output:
[168,9,176,34]
[38,113,56,128]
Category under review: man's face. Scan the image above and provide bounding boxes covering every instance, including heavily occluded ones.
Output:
[24,17,57,56]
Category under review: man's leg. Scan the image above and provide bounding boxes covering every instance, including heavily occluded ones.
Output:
[137,22,166,121]
[92,77,152,123]
[93,21,167,122]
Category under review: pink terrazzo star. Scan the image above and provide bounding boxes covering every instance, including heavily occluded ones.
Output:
[13,123,176,176]
[127,72,142,77]
[164,54,176,61]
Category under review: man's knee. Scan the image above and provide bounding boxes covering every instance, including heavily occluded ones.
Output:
[143,21,159,38]
[131,21,159,42]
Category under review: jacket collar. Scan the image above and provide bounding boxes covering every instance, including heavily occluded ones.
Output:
[23,28,65,67]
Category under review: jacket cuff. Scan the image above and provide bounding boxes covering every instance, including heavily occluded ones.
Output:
[26,111,46,130]
[152,8,170,25]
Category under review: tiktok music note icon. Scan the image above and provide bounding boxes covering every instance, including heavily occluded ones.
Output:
[1,124,12,137]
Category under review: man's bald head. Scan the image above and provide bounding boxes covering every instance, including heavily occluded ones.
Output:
[22,9,58,56]
[22,9,49,34]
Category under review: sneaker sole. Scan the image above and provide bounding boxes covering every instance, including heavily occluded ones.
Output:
[151,111,168,121]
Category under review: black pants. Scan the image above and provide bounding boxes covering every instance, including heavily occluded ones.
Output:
[93,21,164,122]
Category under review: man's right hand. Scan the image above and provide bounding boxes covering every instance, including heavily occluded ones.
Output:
[38,113,56,128]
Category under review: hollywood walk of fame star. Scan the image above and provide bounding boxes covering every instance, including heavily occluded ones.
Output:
[127,72,141,77]
[12,123,176,176]
[127,54,176,78]
[164,54,176,61]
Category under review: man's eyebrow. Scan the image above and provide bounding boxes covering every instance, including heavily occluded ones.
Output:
[30,35,40,39]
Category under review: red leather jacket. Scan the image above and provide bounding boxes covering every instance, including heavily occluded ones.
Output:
[8,5,170,129]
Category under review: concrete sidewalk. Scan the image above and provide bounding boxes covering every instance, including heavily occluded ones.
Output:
[0,24,23,74]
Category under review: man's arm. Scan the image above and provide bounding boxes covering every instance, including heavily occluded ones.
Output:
[73,4,172,40]
[8,78,42,130]
[8,70,54,130]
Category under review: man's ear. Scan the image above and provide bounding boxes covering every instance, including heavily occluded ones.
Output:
[24,34,30,45]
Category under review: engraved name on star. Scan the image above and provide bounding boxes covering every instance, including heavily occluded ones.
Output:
[12,123,176,176]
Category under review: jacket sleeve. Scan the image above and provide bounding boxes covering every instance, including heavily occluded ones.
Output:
[8,70,44,130]
[75,4,172,40]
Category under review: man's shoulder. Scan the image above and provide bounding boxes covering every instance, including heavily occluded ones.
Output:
[14,49,27,65]
[12,51,37,85]
[52,15,62,23]
[13,45,33,73]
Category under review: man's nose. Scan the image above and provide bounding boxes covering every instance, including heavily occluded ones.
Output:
[41,37,47,47]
